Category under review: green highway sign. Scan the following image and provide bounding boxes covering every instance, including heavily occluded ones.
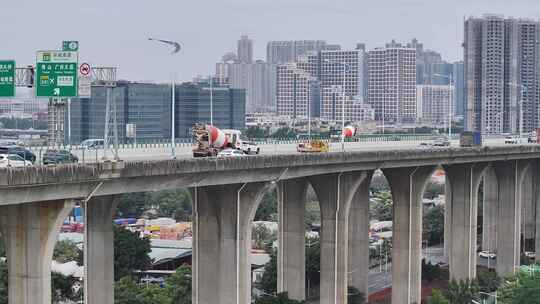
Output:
[36,51,78,97]
[62,41,79,51]
[0,60,15,97]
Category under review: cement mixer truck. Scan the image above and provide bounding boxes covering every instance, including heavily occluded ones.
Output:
[192,124,243,157]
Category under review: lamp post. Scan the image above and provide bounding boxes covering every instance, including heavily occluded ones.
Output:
[148,38,181,159]
[324,60,351,152]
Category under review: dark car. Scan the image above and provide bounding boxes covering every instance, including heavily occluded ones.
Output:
[0,146,36,163]
[42,149,78,165]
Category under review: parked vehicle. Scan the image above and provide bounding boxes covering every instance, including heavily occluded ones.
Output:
[460,132,482,147]
[297,140,329,153]
[192,124,243,157]
[0,154,33,168]
[80,139,104,149]
[478,251,496,259]
[42,149,79,165]
[504,136,519,144]
[0,146,36,163]
[217,148,246,158]
[240,141,260,155]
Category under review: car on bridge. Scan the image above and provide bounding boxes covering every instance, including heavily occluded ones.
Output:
[240,141,260,155]
[0,146,36,163]
[81,139,104,149]
[0,154,33,168]
[42,149,79,165]
[433,137,450,147]
[217,148,246,158]
[504,136,519,144]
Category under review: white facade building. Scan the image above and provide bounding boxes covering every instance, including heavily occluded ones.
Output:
[321,86,375,122]
[368,47,417,123]
[276,63,318,118]
[417,85,454,125]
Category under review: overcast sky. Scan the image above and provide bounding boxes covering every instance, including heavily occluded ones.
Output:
[2,0,539,83]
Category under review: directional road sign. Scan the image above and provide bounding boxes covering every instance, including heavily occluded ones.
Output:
[62,41,79,52]
[0,60,15,97]
[36,51,78,97]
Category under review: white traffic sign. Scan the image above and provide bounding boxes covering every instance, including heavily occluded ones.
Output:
[78,63,92,98]
[80,63,91,75]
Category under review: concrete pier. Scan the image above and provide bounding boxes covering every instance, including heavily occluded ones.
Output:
[445,163,487,280]
[384,166,435,304]
[84,195,119,304]
[277,178,308,300]
[310,172,368,304]
[493,161,529,276]
[192,182,271,304]
[348,172,373,299]
[0,200,74,304]
[482,167,498,256]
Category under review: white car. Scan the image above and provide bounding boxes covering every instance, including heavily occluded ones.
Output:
[417,142,433,149]
[240,141,260,155]
[478,251,496,259]
[504,136,519,144]
[0,154,33,168]
[217,149,246,158]
[525,251,535,259]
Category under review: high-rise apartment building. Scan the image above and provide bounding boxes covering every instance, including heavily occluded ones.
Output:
[266,40,341,64]
[453,61,465,117]
[318,50,365,99]
[368,47,417,123]
[219,61,277,113]
[417,85,454,125]
[237,35,253,64]
[276,63,318,118]
[464,15,540,134]
[320,86,375,122]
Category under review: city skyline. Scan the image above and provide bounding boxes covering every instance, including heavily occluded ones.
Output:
[2,0,540,83]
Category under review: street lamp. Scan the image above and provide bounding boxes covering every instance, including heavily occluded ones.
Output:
[148,38,181,159]
[433,73,454,144]
[324,60,352,152]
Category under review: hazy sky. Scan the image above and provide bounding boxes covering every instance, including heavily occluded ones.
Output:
[2,0,540,83]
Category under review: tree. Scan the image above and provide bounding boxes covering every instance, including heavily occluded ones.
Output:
[498,273,540,304]
[245,127,269,139]
[165,265,192,304]
[422,259,442,283]
[370,191,393,221]
[117,192,151,218]
[53,240,82,264]
[114,226,152,280]
[477,271,501,293]
[259,249,278,294]
[272,127,296,139]
[138,284,169,304]
[255,292,305,304]
[428,289,449,304]
[51,273,80,303]
[348,286,366,304]
[252,223,277,251]
[424,182,445,199]
[255,191,278,222]
[0,261,7,304]
[150,189,192,221]
[445,279,479,304]
[423,205,444,245]
[115,276,145,304]
[305,236,320,296]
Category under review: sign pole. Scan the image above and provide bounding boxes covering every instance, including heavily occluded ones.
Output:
[68,98,71,150]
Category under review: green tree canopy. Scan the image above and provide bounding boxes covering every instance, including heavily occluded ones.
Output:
[53,240,82,264]
[428,289,449,304]
[255,292,305,304]
[114,226,152,280]
[423,205,445,246]
[445,278,480,304]
[370,191,393,221]
[164,265,192,304]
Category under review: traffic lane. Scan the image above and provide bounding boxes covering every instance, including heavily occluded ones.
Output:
[69,138,513,163]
